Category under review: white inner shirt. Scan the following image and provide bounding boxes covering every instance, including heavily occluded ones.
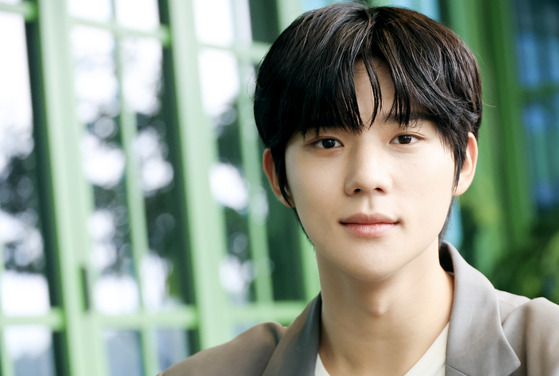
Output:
[315,323,449,376]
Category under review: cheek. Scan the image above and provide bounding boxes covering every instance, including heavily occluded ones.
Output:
[403,153,455,222]
[286,159,335,207]
[284,153,341,233]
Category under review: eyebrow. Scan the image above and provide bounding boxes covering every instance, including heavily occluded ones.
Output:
[383,110,434,125]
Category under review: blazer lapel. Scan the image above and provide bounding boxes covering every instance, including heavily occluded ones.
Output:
[262,296,321,376]
[443,243,520,376]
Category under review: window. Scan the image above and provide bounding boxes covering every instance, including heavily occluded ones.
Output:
[2,0,553,375]
[514,0,559,211]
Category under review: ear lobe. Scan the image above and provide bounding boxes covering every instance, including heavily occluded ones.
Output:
[263,149,293,207]
[453,132,478,196]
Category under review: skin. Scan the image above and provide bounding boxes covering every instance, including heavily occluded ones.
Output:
[263,62,478,375]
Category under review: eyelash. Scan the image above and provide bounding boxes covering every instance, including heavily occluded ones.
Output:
[392,134,420,145]
[311,133,421,149]
[314,138,342,149]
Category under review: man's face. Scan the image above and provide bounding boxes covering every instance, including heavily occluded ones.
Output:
[265,62,477,283]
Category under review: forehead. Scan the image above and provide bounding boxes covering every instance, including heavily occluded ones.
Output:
[351,61,433,130]
[293,53,439,141]
[354,61,393,116]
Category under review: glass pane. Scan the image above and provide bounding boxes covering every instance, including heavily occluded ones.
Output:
[68,0,112,22]
[72,26,140,314]
[156,328,191,371]
[514,0,559,211]
[116,0,160,31]
[72,27,120,125]
[523,104,556,209]
[104,330,143,376]
[0,13,51,315]
[193,0,239,46]
[541,1,559,82]
[248,0,279,43]
[551,94,559,202]
[515,0,559,84]
[5,326,56,376]
[388,0,440,20]
[122,37,191,310]
[302,0,332,11]
[515,1,544,87]
[199,49,258,304]
[122,38,162,116]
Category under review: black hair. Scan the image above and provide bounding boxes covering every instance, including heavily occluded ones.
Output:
[254,3,482,203]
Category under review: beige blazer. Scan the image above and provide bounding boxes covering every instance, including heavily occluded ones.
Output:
[159,243,559,375]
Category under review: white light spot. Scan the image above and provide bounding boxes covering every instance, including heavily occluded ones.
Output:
[220,255,254,304]
[210,163,249,211]
[94,274,140,315]
[5,326,52,359]
[1,272,50,316]
[81,133,126,188]
[141,252,176,311]
[198,49,240,119]
[134,128,174,195]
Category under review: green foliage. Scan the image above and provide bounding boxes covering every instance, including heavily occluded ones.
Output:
[491,208,559,303]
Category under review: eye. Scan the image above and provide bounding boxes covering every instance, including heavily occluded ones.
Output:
[315,138,342,149]
[392,134,419,145]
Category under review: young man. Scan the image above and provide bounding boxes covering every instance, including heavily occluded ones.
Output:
[161,3,559,375]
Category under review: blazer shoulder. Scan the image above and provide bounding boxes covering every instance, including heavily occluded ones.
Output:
[501,296,559,375]
[159,322,286,376]
[501,295,559,324]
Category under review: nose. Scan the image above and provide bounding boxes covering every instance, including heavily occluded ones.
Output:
[344,146,392,196]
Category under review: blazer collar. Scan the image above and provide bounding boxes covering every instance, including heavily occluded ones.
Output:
[442,242,520,376]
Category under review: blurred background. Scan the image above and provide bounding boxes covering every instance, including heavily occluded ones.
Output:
[0,0,557,374]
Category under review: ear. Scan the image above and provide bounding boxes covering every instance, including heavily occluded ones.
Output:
[263,149,293,207]
[453,132,478,196]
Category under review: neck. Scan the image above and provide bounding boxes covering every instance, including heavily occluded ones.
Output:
[317,244,454,376]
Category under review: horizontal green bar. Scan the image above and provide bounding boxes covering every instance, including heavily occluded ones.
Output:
[198,41,270,63]
[69,17,170,45]
[0,308,64,329]
[93,307,199,329]
[0,1,36,20]
[230,302,308,323]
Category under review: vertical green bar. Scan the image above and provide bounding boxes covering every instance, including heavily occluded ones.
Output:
[443,0,507,272]
[117,82,150,304]
[0,201,14,376]
[164,0,231,348]
[236,66,275,303]
[119,76,160,376]
[485,0,533,241]
[32,0,102,374]
[113,33,160,374]
[0,326,15,376]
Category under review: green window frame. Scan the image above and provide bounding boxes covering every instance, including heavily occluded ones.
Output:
[0,0,556,375]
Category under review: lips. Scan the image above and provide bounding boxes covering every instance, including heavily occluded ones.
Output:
[339,213,398,237]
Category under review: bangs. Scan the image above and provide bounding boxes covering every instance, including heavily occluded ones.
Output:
[283,5,479,144]
[295,53,427,139]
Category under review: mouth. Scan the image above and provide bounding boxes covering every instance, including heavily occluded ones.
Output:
[339,213,399,237]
